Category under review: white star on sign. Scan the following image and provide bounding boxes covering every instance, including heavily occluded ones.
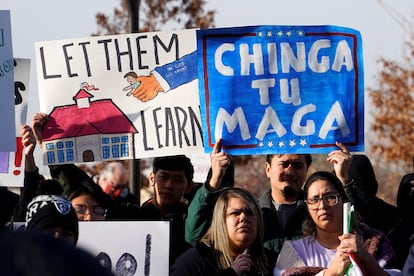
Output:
[289,140,296,147]
[268,140,274,147]
[299,139,307,146]
[278,141,285,147]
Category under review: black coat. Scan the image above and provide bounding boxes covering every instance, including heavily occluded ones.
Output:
[172,242,265,276]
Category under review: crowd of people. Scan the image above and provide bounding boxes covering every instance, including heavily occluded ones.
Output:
[1,113,414,275]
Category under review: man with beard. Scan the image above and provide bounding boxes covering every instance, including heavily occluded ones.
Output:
[186,140,357,265]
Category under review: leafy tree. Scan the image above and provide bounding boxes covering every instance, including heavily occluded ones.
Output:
[94,0,215,35]
[369,36,414,168]
[367,33,414,203]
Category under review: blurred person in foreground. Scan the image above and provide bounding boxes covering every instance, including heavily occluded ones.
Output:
[0,230,114,276]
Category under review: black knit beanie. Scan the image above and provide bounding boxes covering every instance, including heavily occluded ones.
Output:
[25,195,79,244]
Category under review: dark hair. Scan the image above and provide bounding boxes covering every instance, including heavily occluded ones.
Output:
[303,171,348,202]
[123,71,137,78]
[266,153,312,168]
[35,179,63,197]
[302,171,348,235]
[348,154,378,197]
[266,154,312,168]
[0,231,114,275]
[152,155,194,183]
[64,179,113,210]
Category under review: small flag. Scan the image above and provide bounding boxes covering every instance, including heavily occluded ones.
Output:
[343,202,366,276]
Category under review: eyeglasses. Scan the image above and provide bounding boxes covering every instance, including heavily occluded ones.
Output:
[74,205,107,217]
[305,194,340,210]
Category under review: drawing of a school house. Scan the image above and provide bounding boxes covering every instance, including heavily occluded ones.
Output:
[41,89,137,165]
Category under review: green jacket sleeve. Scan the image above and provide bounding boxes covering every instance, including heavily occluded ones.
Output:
[185,183,222,246]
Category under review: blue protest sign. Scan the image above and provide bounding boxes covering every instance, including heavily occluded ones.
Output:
[197,25,364,154]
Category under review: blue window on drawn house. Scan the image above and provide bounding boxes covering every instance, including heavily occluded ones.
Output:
[57,150,65,163]
[47,151,55,164]
[65,141,74,161]
[121,143,129,157]
[66,149,74,162]
[101,135,129,159]
[102,146,110,159]
[112,145,120,158]
[45,143,54,150]
[56,142,64,149]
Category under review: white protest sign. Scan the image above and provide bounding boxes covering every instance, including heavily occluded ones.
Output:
[77,221,170,276]
[189,153,211,183]
[0,10,16,152]
[0,58,30,187]
[35,29,203,166]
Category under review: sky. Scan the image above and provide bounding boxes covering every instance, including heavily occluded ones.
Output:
[2,0,413,153]
[3,0,413,122]
[1,0,413,183]
[2,0,411,202]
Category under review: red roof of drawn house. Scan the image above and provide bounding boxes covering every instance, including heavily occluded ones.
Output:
[42,89,137,141]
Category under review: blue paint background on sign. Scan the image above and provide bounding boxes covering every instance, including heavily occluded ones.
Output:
[197,25,364,154]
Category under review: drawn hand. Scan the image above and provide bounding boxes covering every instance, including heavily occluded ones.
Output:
[132,74,164,102]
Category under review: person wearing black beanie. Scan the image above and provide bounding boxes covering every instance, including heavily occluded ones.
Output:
[25,194,79,245]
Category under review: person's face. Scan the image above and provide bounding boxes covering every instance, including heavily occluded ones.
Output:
[127,75,136,84]
[150,169,190,207]
[225,196,258,255]
[265,154,308,200]
[306,179,343,234]
[111,164,128,189]
[43,226,75,245]
[71,194,106,221]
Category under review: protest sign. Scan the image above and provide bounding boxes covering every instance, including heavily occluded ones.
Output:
[0,10,16,152]
[189,152,211,183]
[197,25,364,154]
[77,221,170,276]
[35,29,203,165]
[0,58,30,187]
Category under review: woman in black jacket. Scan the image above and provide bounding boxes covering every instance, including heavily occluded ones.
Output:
[171,187,270,276]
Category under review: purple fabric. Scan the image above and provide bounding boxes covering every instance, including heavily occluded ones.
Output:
[0,152,10,173]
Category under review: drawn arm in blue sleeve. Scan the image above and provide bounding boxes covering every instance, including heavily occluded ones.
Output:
[130,51,197,102]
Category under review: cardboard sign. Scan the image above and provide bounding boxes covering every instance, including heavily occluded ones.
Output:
[35,29,203,165]
[197,25,364,154]
[77,221,170,276]
[0,58,30,187]
[0,10,16,152]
